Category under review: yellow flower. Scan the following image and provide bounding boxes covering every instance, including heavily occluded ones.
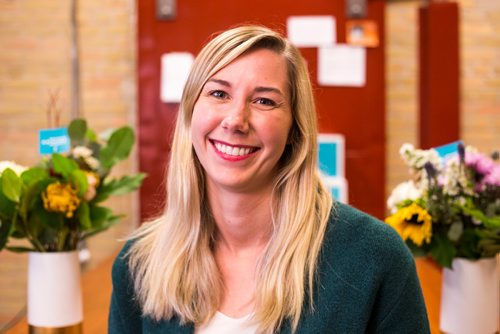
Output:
[385,203,432,246]
[42,182,81,218]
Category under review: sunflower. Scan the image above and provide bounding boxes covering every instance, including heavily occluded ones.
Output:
[385,202,432,246]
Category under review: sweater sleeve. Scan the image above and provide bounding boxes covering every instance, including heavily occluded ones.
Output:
[108,242,143,334]
[368,226,430,334]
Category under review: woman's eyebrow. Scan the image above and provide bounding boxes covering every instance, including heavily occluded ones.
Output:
[254,86,285,97]
[207,78,285,97]
[206,78,231,87]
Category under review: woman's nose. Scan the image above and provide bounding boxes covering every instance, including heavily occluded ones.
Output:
[221,101,250,134]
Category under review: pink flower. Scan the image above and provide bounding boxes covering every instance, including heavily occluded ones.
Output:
[483,164,500,186]
[465,152,494,176]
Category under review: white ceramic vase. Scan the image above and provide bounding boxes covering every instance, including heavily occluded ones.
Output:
[28,251,83,333]
[440,257,500,334]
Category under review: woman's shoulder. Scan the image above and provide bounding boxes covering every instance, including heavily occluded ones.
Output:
[323,202,414,271]
[112,239,136,278]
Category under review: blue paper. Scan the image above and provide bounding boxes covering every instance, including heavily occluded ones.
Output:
[434,140,464,159]
[39,127,70,155]
[318,134,345,177]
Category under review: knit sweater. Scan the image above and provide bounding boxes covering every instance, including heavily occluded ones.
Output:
[108,202,430,333]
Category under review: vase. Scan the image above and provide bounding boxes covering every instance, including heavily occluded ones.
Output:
[28,251,83,333]
[440,257,500,334]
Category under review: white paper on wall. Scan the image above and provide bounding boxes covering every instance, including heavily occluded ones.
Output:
[287,16,336,47]
[318,45,366,87]
[160,52,194,103]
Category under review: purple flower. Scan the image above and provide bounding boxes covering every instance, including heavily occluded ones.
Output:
[465,152,495,176]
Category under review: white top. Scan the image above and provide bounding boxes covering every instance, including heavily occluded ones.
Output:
[195,312,258,334]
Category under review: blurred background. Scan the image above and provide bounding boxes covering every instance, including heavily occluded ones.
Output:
[0,0,498,331]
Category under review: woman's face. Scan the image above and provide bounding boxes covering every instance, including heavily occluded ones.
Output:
[191,48,293,194]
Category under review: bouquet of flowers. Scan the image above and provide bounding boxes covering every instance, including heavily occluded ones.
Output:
[0,119,145,252]
[385,143,500,267]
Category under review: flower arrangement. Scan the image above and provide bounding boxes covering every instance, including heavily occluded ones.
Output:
[0,119,145,252]
[385,143,500,267]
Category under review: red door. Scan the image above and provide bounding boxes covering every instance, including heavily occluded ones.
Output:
[138,0,386,220]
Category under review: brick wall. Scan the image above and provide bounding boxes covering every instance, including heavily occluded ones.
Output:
[386,0,500,209]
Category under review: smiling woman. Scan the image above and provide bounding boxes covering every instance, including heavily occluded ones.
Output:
[108,25,430,334]
[192,48,292,193]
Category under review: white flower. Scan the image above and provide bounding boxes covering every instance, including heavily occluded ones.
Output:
[399,143,442,170]
[71,146,93,159]
[387,181,422,213]
[85,156,100,170]
[0,161,27,175]
[441,157,474,196]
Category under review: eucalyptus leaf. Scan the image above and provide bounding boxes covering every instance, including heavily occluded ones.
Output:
[430,234,456,268]
[77,202,92,230]
[21,168,48,186]
[70,169,88,197]
[0,182,16,220]
[99,127,135,169]
[51,153,79,179]
[5,246,37,253]
[1,168,22,203]
[94,173,146,202]
[0,217,14,250]
[68,119,87,144]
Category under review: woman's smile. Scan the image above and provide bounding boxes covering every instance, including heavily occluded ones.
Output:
[210,139,260,161]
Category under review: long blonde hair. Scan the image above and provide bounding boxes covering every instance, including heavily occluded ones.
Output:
[127,25,333,333]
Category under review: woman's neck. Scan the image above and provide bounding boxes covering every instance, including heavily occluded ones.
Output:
[208,185,274,255]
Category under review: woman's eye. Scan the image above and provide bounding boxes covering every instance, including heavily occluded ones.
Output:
[209,90,228,99]
[254,98,277,108]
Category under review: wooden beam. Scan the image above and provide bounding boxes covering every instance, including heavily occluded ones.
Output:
[419,2,460,149]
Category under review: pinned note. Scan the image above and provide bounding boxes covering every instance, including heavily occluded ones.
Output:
[318,45,366,87]
[160,52,194,103]
[287,16,336,47]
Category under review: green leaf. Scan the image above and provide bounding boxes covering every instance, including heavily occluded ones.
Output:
[94,173,146,202]
[77,202,92,230]
[21,168,48,186]
[18,179,50,221]
[51,153,79,179]
[462,206,500,229]
[70,169,88,197]
[1,168,22,203]
[38,206,64,230]
[89,205,122,230]
[85,128,98,142]
[430,233,456,268]
[5,246,37,253]
[0,181,16,220]
[99,127,135,169]
[68,119,87,144]
[0,216,15,250]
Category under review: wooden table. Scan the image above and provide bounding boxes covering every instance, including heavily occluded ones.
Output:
[6,256,445,333]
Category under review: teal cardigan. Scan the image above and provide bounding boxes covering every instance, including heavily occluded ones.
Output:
[108,203,430,333]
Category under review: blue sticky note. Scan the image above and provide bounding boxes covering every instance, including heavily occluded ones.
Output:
[434,140,464,159]
[322,176,348,203]
[39,128,70,155]
[318,134,345,177]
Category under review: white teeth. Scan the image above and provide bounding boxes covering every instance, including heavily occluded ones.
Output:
[214,142,253,156]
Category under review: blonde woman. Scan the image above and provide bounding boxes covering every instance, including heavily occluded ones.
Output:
[109,26,430,334]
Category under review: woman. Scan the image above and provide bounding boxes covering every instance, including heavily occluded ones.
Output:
[109,25,430,334]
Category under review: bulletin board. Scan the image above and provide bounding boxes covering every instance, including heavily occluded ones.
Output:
[137,0,386,219]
